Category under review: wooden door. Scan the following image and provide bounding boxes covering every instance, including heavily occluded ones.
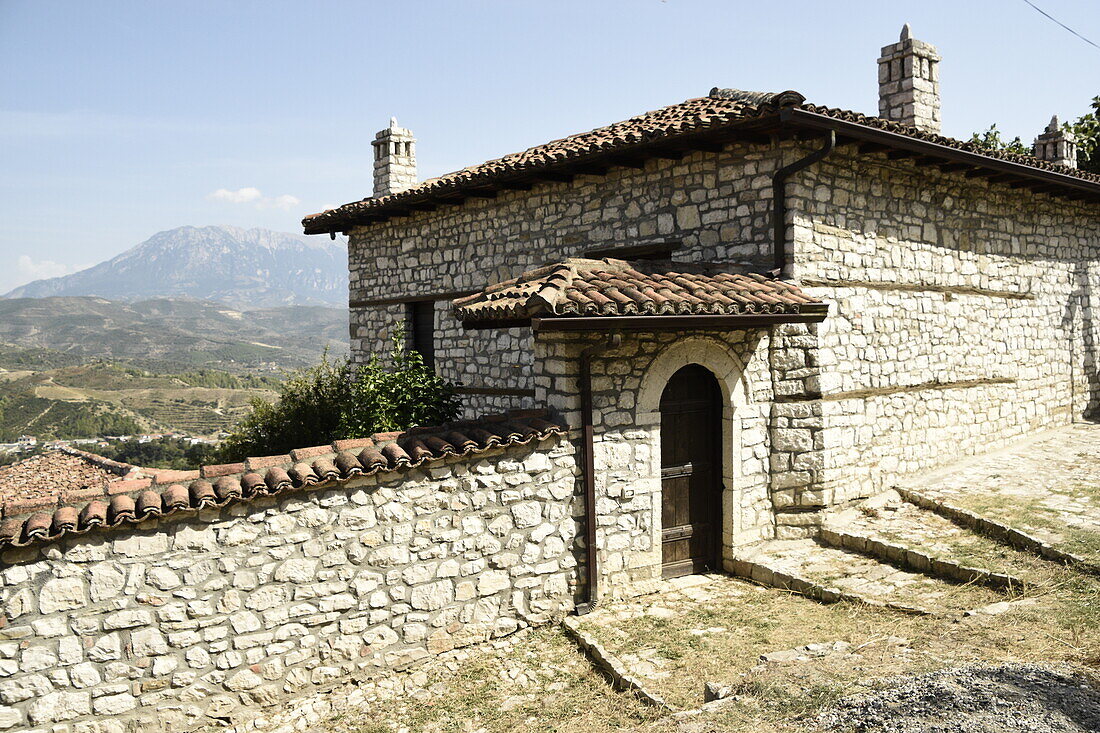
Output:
[660,364,722,578]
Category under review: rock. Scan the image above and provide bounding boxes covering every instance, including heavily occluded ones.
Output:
[69,663,102,688]
[0,673,52,703]
[87,633,122,663]
[274,559,318,583]
[477,570,510,597]
[410,581,454,611]
[511,502,542,528]
[103,609,152,630]
[704,681,733,702]
[226,669,264,691]
[131,628,169,656]
[28,690,90,724]
[0,706,22,730]
[92,693,137,715]
[146,567,181,590]
[38,577,87,614]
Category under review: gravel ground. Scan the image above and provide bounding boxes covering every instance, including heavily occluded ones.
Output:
[814,664,1100,733]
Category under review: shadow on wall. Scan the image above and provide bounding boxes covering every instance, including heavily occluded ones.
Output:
[1064,261,1100,418]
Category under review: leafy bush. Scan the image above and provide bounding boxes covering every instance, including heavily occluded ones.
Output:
[216,333,460,462]
[1066,95,1100,174]
[968,124,1029,155]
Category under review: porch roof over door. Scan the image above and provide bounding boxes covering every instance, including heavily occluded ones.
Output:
[453,258,829,331]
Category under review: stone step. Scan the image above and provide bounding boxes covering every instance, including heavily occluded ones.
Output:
[736,539,1004,615]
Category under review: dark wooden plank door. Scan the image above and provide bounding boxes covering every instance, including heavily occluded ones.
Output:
[660,364,722,578]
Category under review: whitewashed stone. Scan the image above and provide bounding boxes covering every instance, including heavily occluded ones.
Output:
[38,577,86,614]
[130,628,168,656]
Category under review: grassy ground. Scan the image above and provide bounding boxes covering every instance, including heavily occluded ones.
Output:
[323,629,660,733]
[954,493,1100,565]
[573,569,1100,729]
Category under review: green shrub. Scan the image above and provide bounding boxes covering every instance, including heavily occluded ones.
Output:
[216,333,460,462]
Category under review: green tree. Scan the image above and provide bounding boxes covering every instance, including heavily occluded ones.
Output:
[216,334,460,462]
[1065,95,1100,174]
[340,333,461,438]
[968,124,1030,155]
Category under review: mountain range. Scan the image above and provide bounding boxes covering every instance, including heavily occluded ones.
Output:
[4,225,348,309]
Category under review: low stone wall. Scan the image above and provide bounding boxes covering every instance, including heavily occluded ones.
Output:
[818,527,1026,591]
[0,436,579,732]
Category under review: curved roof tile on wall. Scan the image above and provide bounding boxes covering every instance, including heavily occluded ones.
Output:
[0,410,566,550]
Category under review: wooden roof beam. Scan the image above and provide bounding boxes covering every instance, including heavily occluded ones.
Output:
[607,155,648,170]
[572,163,610,176]
[858,142,889,154]
[535,171,575,183]
[938,162,971,173]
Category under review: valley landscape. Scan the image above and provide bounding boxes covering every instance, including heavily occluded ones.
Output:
[0,225,349,444]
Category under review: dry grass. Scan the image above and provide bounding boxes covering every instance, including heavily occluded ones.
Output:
[327,628,659,733]
[574,569,1100,730]
[953,493,1100,565]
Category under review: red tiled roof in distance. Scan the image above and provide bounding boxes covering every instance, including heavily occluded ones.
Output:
[0,449,141,515]
[453,258,826,324]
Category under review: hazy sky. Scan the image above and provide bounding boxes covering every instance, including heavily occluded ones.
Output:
[1,0,1098,293]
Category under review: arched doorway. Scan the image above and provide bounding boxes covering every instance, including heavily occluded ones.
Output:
[659,364,723,578]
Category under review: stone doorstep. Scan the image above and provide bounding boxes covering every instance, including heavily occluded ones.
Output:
[895,487,1100,577]
[560,617,673,711]
[727,555,934,617]
[817,526,1030,593]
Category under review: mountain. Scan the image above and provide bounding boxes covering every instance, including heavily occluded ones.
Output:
[4,225,348,308]
[0,296,347,374]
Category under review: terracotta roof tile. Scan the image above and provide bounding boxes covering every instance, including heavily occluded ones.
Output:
[0,448,143,516]
[454,258,824,323]
[302,88,1099,235]
[0,409,566,550]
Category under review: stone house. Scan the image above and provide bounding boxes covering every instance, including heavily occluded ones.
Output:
[302,25,1100,583]
[1,25,1099,732]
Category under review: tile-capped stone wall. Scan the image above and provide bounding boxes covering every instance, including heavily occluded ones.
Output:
[0,437,578,732]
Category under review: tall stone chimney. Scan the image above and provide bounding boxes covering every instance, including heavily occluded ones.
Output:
[1033,116,1078,168]
[372,117,417,197]
[878,24,941,133]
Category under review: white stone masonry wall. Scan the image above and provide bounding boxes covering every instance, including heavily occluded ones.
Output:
[532,329,817,593]
[790,147,1100,500]
[0,438,578,732]
[347,142,785,416]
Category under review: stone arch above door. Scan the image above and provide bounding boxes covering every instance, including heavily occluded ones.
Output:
[637,336,753,424]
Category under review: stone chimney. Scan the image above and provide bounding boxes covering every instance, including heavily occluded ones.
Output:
[878,24,941,133]
[1033,116,1078,168]
[372,117,417,197]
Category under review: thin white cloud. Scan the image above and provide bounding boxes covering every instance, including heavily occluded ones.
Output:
[17,255,82,282]
[206,187,300,210]
[267,194,301,211]
[208,187,263,204]
[0,255,89,293]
